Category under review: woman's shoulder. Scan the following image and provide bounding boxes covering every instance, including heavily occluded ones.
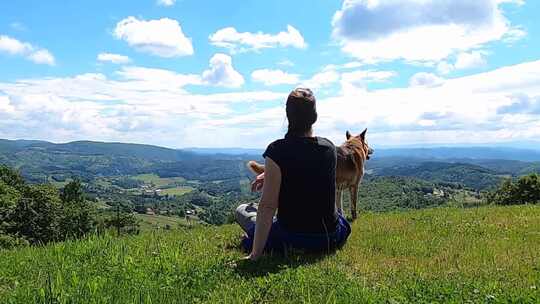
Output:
[266,138,287,150]
[316,136,336,149]
[263,138,287,159]
[266,136,335,151]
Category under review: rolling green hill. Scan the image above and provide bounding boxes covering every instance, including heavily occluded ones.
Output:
[0,139,253,184]
[3,138,540,192]
[1,205,539,303]
[0,139,192,161]
[372,161,507,190]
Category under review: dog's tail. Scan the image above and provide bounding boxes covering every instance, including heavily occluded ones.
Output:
[247,161,265,175]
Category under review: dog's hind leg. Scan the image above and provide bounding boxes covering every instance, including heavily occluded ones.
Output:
[349,185,358,220]
[335,189,343,215]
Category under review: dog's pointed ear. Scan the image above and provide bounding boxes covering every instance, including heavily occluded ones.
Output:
[359,128,367,140]
[346,131,351,140]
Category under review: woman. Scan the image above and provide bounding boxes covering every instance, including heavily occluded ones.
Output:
[235,88,351,261]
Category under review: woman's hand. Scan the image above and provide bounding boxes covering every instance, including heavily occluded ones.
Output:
[251,172,265,192]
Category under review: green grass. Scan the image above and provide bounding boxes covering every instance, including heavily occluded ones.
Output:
[47,177,73,188]
[129,174,193,196]
[1,205,539,303]
[134,214,195,231]
[131,174,192,196]
[159,186,193,197]
[132,174,185,188]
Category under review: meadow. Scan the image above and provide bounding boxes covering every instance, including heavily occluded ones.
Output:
[132,174,186,188]
[0,205,539,303]
[135,214,195,231]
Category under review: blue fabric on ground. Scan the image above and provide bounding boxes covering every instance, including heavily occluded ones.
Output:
[241,214,351,253]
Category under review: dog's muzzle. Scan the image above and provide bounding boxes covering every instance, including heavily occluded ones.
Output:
[367,148,374,160]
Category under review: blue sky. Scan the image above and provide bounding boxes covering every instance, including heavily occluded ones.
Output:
[1,0,539,148]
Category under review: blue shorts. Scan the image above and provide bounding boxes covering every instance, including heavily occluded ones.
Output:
[240,213,351,253]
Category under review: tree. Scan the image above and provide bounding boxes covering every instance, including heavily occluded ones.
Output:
[514,174,540,204]
[0,165,25,189]
[0,166,101,248]
[0,167,29,247]
[60,180,96,239]
[11,185,62,244]
[0,180,21,233]
[60,179,84,204]
[488,174,540,205]
[0,166,25,233]
[104,205,140,235]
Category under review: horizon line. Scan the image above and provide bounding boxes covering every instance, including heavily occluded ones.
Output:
[3,137,540,152]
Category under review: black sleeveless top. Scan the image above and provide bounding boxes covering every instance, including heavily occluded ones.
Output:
[263,136,338,233]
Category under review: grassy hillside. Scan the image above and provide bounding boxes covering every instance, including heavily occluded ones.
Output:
[1,205,539,303]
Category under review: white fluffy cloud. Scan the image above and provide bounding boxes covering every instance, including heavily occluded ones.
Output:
[97,53,131,64]
[113,17,193,57]
[1,61,540,147]
[0,66,284,147]
[340,70,397,92]
[27,49,55,65]
[251,69,300,86]
[454,51,488,70]
[300,71,341,89]
[497,95,540,114]
[0,95,15,114]
[205,60,540,147]
[437,51,488,74]
[209,25,306,53]
[116,66,202,91]
[112,54,244,90]
[332,0,525,63]
[315,60,540,146]
[157,0,175,6]
[0,35,31,54]
[0,35,55,65]
[436,61,454,75]
[249,64,390,90]
[409,72,445,88]
[341,70,396,83]
[202,54,244,88]
[297,67,395,91]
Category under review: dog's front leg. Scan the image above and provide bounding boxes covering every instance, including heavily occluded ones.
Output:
[335,189,343,215]
[349,186,358,220]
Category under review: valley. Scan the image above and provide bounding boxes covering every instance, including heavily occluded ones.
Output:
[2,139,540,229]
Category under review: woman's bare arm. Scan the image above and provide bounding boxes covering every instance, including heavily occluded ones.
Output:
[248,157,281,260]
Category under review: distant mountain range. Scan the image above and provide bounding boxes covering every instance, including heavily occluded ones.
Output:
[1,139,540,190]
[184,146,540,162]
[0,139,249,183]
[3,139,540,161]
[184,147,265,156]
[0,139,195,162]
[374,147,540,162]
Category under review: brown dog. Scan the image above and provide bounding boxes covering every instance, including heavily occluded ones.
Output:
[247,129,373,220]
[336,129,373,220]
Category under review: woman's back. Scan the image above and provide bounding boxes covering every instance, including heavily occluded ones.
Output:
[263,136,338,233]
[236,88,350,260]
